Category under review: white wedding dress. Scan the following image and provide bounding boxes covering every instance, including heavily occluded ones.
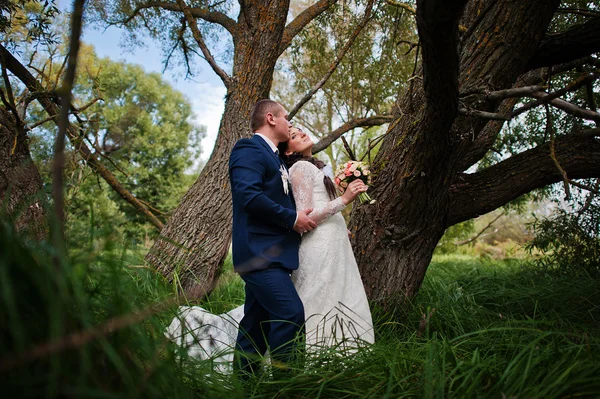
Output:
[165,161,374,370]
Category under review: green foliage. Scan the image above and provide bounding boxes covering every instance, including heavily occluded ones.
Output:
[204,255,600,398]
[0,0,59,45]
[28,44,205,243]
[435,220,475,253]
[0,219,230,398]
[274,0,417,167]
[526,193,600,275]
[3,213,600,398]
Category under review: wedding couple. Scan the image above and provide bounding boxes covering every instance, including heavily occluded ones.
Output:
[229,99,374,376]
[165,99,373,374]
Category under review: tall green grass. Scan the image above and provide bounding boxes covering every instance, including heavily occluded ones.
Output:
[1,220,599,398]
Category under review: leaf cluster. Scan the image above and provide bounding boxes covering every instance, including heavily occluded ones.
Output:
[275,0,417,166]
[0,0,59,47]
[526,186,600,275]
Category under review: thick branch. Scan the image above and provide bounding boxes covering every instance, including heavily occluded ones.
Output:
[448,129,600,226]
[279,0,338,55]
[116,1,237,36]
[416,0,468,127]
[176,0,231,87]
[0,44,165,231]
[526,16,600,71]
[288,0,374,120]
[312,115,394,154]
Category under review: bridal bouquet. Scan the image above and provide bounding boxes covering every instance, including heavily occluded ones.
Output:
[334,161,376,204]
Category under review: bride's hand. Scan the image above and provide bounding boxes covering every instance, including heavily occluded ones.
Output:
[341,180,368,205]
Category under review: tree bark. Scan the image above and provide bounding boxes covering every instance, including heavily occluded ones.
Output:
[0,106,46,239]
[350,0,561,303]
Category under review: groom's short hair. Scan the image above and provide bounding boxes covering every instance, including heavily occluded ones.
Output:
[250,99,283,132]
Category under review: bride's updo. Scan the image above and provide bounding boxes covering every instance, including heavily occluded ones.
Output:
[277,136,338,200]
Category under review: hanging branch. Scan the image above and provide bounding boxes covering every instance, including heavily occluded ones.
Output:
[287,0,376,120]
[176,0,232,88]
[543,67,570,198]
[112,1,237,36]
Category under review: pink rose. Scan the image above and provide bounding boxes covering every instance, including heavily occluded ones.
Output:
[353,170,361,177]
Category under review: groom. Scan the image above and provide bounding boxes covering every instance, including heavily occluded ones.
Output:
[229,99,317,377]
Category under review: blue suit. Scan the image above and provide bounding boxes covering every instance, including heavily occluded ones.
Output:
[229,134,305,375]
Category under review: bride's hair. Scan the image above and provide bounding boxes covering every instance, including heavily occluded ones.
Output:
[277,141,338,200]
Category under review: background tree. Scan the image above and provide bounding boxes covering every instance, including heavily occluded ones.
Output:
[1,3,204,244]
[26,42,205,243]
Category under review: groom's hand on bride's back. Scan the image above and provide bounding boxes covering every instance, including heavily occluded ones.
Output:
[293,208,317,234]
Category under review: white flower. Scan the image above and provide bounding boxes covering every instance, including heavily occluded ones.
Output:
[280,165,290,195]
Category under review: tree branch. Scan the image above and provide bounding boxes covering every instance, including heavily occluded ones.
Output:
[448,128,600,226]
[279,0,339,55]
[526,16,600,71]
[288,0,375,120]
[534,92,600,123]
[386,0,416,14]
[176,0,232,88]
[312,115,394,154]
[459,72,600,122]
[114,1,237,36]
[0,44,165,231]
[510,72,599,118]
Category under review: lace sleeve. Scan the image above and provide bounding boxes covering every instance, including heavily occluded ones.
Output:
[289,161,346,225]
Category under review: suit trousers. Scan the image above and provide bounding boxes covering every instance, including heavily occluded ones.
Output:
[234,267,305,376]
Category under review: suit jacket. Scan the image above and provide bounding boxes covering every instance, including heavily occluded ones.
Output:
[229,135,300,273]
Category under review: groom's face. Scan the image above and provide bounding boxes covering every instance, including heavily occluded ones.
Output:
[271,106,292,142]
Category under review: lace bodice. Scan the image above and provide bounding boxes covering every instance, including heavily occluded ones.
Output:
[289,161,345,224]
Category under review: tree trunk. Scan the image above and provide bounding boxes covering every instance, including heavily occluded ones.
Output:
[146,3,291,297]
[350,0,561,303]
[0,106,46,239]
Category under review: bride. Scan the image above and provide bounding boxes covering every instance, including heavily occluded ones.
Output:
[166,127,374,368]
